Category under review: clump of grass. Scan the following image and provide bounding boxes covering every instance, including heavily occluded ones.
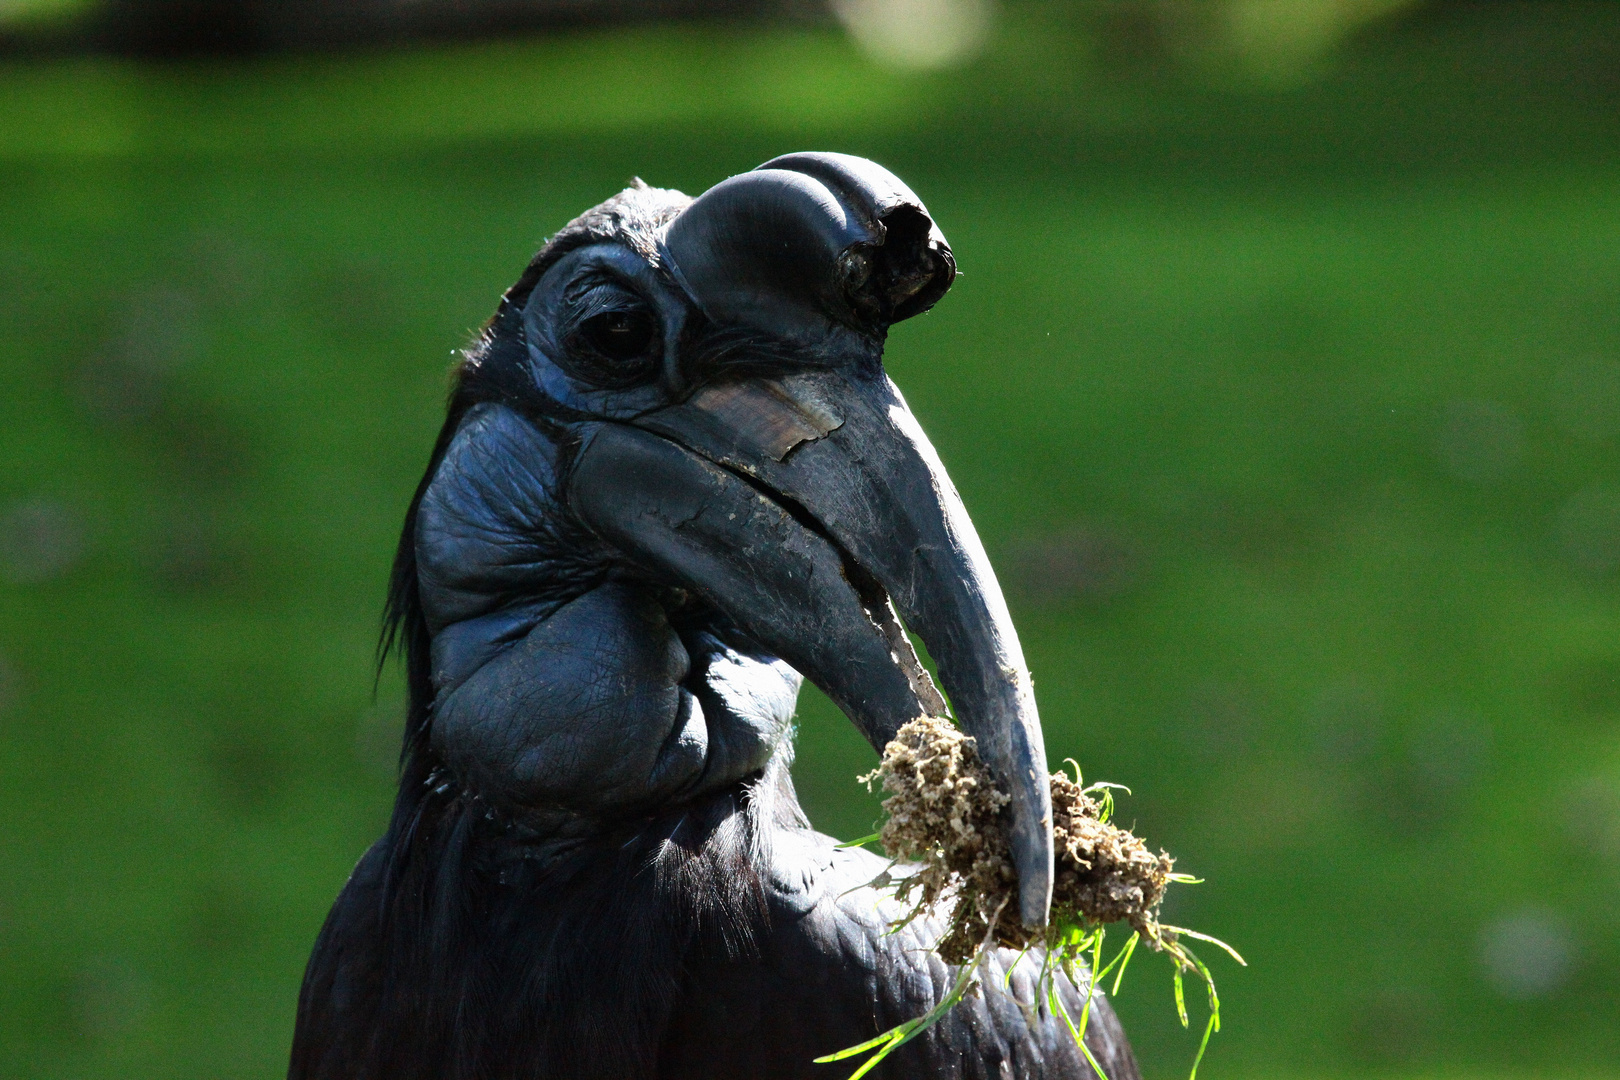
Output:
[817,717,1243,1080]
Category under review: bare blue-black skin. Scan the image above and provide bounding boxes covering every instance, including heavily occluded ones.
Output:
[289,154,1141,1080]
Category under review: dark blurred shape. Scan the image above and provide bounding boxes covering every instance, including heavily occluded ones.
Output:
[179,231,264,309]
[75,350,166,430]
[70,958,152,1043]
[75,286,254,493]
[156,404,253,491]
[1556,485,1620,578]
[1342,985,1436,1067]
[301,262,401,342]
[1000,524,1142,607]
[1408,707,1491,793]
[1551,356,1620,443]
[1183,677,1262,759]
[1209,757,1336,850]
[1192,497,1324,569]
[110,285,202,374]
[95,0,817,54]
[76,286,202,428]
[1436,398,1523,486]
[148,510,243,595]
[1310,688,1487,836]
[0,651,15,714]
[1562,776,1620,865]
[1477,907,1577,1000]
[1308,677,1387,766]
[354,697,406,781]
[1075,0,1427,82]
[0,247,44,325]
[1395,706,1490,831]
[189,878,258,952]
[0,499,86,585]
[0,0,1438,75]
[1558,652,1620,718]
[209,726,289,810]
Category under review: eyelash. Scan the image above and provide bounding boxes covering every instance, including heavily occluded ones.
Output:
[561,282,660,385]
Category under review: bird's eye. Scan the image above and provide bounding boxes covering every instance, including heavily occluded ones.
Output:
[581,309,656,363]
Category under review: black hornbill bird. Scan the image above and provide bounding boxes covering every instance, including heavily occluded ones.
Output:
[290,153,1141,1080]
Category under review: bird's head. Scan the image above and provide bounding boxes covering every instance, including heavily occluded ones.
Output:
[400,153,1053,928]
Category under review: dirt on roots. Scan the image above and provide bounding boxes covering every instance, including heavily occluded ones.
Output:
[866,717,1174,963]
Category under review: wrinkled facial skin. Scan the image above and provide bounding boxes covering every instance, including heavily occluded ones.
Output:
[415,154,1055,928]
[520,244,695,419]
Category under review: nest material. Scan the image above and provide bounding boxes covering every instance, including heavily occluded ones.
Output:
[867,717,1173,964]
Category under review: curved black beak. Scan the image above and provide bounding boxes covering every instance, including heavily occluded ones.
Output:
[567,154,1053,928]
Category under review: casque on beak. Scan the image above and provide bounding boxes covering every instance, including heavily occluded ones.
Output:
[567,153,1054,929]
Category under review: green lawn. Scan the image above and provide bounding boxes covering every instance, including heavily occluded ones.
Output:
[2,3,1619,1077]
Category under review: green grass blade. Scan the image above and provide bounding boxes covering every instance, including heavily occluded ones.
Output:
[835,833,882,849]
[1161,926,1246,967]
[1079,1035,1112,1080]
[840,1036,904,1080]
[814,1029,904,1062]
[1170,941,1220,1013]
[1092,935,1130,985]
[817,898,1007,1075]
[1074,930,1105,1039]
[1193,956,1221,1016]
[1110,932,1140,996]
[1004,945,1034,989]
[1050,980,1081,1043]
[1082,781,1132,796]
[838,867,896,898]
[1049,976,1112,1080]
[1187,1010,1218,1080]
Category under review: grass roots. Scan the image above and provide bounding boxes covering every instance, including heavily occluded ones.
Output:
[817,718,1244,1080]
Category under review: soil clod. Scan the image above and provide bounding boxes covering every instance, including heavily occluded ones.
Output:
[828,717,1239,1080]
[864,716,1174,961]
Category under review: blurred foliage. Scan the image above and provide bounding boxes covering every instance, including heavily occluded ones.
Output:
[2,1,1620,1078]
[1,0,1422,68]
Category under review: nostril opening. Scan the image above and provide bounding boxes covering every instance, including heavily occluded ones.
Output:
[837,208,952,329]
[873,206,954,322]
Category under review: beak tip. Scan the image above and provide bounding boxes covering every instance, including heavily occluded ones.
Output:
[1016,858,1054,930]
[1020,897,1051,931]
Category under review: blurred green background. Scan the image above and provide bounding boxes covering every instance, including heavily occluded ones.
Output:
[2,0,1619,1077]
